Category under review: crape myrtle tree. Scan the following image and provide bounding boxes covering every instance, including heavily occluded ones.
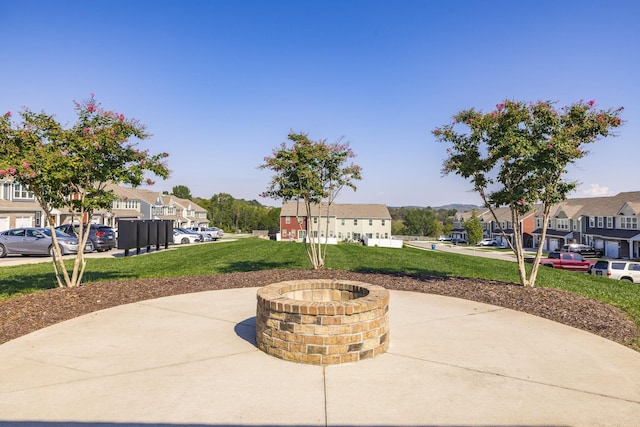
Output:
[0,95,170,287]
[433,99,623,287]
[260,132,362,269]
[464,209,483,245]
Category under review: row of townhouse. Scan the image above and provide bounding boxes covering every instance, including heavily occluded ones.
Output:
[279,202,392,243]
[451,191,640,259]
[0,180,209,231]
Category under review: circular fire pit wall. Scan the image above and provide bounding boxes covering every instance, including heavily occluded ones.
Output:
[256,280,390,365]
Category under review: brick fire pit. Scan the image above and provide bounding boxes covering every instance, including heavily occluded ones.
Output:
[256,279,390,365]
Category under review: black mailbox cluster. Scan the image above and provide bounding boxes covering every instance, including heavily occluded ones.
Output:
[117,219,173,256]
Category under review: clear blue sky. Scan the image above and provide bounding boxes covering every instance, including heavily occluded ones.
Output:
[1,0,638,207]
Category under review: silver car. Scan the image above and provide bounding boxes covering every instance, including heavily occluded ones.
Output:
[0,227,93,257]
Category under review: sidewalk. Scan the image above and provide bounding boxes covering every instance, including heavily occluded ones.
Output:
[1,287,639,426]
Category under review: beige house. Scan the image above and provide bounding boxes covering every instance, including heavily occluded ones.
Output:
[280,202,392,243]
[0,180,208,231]
[0,181,45,230]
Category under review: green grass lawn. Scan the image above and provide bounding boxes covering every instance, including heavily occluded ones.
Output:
[2,237,639,345]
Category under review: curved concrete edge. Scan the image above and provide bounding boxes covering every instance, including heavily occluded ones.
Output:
[0,287,638,426]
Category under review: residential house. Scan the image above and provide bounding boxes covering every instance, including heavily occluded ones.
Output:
[157,194,209,228]
[0,181,45,230]
[0,180,209,231]
[452,207,537,246]
[279,202,392,243]
[532,192,640,259]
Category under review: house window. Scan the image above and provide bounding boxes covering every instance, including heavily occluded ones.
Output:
[313,217,318,224]
[620,217,638,230]
[589,217,595,227]
[285,216,291,224]
[382,219,385,226]
[12,184,33,200]
[535,218,543,228]
[369,219,373,226]
[557,219,569,230]
[597,217,604,228]
[341,219,345,226]
[354,219,358,226]
[606,217,613,229]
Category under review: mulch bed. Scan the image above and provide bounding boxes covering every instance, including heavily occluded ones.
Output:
[1,269,637,347]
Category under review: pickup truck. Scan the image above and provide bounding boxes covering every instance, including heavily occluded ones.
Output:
[189,227,222,241]
[539,251,597,272]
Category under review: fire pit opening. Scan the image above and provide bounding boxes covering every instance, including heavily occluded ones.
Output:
[256,279,389,365]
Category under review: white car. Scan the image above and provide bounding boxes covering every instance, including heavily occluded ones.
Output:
[173,229,201,244]
[478,238,499,246]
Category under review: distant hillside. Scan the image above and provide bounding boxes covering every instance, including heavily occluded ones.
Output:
[434,204,482,212]
[389,204,481,212]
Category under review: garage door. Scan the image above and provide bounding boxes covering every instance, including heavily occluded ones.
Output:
[15,216,32,228]
[549,239,560,252]
[0,217,9,231]
[605,241,619,259]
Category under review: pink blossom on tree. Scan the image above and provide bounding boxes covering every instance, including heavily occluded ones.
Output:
[433,98,623,287]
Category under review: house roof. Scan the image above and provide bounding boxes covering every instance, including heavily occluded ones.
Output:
[281,202,390,219]
[576,192,640,216]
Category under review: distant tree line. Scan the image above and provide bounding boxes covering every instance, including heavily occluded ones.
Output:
[169,186,280,232]
[170,186,462,236]
[389,207,456,237]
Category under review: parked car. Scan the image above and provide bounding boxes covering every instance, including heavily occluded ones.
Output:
[437,235,452,241]
[591,260,640,283]
[173,229,202,244]
[451,238,467,244]
[176,227,209,242]
[538,251,596,272]
[56,223,117,252]
[0,227,93,257]
[189,226,222,241]
[478,238,499,246]
[560,243,603,258]
[210,227,224,239]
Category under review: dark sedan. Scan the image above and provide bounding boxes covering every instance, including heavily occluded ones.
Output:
[56,223,117,252]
